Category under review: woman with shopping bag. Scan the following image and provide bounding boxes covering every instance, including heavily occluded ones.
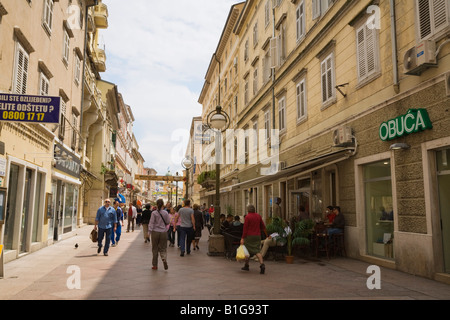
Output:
[240,204,267,274]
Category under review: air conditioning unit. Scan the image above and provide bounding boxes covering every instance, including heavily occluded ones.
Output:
[404,40,437,76]
[333,126,353,147]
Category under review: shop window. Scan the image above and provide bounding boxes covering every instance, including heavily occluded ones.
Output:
[364,160,394,259]
[437,148,450,273]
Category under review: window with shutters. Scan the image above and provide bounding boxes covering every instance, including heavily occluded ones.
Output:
[278,96,286,133]
[416,0,449,41]
[253,68,258,95]
[14,42,29,95]
[321,52,335,106]
[356,23,380,85]
[264,109,271,142]
[39,73,50,96]
[43,0,54,34]
[244,78,249,105]
[63,29,70,65]
[312,0,335,20]
[296,1,306,42]
[296,78,307,123]
[253,22,258,47]
[265,0,271,27]
[59,98,67,140]
[74,54,81,85]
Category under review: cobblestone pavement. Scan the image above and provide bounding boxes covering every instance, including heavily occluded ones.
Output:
[1,224,450,302]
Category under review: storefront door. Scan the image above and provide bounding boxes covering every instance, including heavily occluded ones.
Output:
[437,149,450,273]
[363,160,394,259]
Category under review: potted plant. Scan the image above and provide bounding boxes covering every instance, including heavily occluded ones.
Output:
[266,217,314,264]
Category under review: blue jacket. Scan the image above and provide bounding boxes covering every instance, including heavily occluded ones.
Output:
[96,205,118,229]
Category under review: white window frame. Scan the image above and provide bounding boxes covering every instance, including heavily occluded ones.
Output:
[244,79,249,105]
[313,0,335,20]
[39,72,50,96]
[13,42,29,95]
[253,22,258,47]
[264,109,271,142]
[265,0,271,27]
[278,96,286,133]
[63,29,70,64]
[74,54,81,85]
[296,78,307,123]
[43,0,54,34]
[356,23,380,84]
[296,1,306,42]
[416,0,450,41]
[321,52,336,106]
[253,67,259,95]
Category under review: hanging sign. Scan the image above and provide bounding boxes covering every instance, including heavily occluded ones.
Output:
[379,109,432,141]
[0,93,61,124]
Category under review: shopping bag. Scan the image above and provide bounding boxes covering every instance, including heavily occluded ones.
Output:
[236,245,249,262]
[90,228,98,243]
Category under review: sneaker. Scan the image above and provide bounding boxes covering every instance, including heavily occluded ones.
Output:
[104,252,108,256]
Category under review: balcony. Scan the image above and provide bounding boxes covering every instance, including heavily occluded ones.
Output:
[93,46,106,72]
[94,2,108,29]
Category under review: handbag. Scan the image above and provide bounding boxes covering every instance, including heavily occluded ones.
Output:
[90,228,98,242]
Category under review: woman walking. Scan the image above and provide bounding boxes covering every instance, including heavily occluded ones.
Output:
[240,204,267,274]
[192,203,204,250]
[148,199,170,270]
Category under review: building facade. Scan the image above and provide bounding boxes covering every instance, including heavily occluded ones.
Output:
[197,0,450,282]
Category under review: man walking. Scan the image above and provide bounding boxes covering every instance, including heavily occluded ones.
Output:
[94,199,117,256]
[111,199,123,247]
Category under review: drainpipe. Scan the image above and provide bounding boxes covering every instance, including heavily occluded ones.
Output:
[79,0,99,153]
[390,0,400,93]
[272,5,276,130]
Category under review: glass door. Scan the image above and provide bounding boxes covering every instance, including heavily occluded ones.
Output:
[364,160,394,259]
[5,164,19,251]
[20,169,33,253]
[437,149,450,273]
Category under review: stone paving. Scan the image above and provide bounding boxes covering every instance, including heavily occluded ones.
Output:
[1,224,450,301]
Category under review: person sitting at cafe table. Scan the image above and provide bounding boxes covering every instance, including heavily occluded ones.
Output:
[327,206,345,237]
[325,206,335,224]
[258,225,291,259]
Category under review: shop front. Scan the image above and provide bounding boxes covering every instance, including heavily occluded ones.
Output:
[350,78,450,281]
[49,142,81,242]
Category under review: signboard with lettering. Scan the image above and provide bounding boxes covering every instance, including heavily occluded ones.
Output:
[379,109,433,141]
[54,143,81,178]
[0,93,61,124]
[135,174,184,182]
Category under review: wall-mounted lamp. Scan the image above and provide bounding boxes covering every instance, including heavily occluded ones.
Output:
[390,143,410,150]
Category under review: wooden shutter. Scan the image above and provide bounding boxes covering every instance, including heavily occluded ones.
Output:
[39,73,50,96]
[14,43,29,94]
[417,0,449,40]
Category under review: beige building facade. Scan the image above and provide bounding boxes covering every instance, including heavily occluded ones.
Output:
[198,0,450,282]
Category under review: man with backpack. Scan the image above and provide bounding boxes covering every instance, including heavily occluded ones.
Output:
[111,199,124,247]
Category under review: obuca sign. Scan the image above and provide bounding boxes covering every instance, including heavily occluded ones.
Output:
[379,109,432,141]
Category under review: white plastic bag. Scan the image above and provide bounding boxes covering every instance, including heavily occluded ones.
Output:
[236,245,249,262]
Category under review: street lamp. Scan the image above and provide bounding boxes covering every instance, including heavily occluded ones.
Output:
[181,157,194,201]
[206,105,230,235]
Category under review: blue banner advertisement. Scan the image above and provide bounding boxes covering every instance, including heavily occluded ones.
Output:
[0,93,61,124]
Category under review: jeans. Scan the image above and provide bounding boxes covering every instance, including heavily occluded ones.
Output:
[111,224,121,245]
[167,226,176,245]
[98,228,112,253]
[179,226,194,254]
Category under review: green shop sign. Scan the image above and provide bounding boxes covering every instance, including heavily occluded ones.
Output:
[379,109,432,141]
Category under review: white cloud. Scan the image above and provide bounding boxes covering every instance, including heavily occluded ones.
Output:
[102,0,239,175]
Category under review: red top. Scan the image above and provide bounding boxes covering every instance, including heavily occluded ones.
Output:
[242,212,266,239]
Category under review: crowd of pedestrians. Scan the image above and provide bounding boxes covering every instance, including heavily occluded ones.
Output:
[94,198,267,275]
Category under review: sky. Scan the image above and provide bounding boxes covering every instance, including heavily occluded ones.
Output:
[102,0,241,176]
